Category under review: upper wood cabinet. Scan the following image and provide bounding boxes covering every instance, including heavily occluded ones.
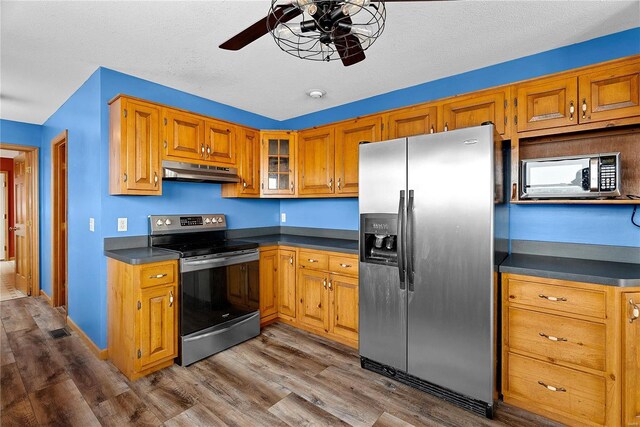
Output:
[335,117,382,196]
[298,126,336,196]
[261,131,297,196]
[385,105,437,139]
[109,97,162,195]
[204,119,237,166]
[579,62,640,124]
[222,127,260,198]
[278,249,297,320]
[515,77,579,132]
[442,90,507,136]
[623,292,640,427]
[163,109,205,162]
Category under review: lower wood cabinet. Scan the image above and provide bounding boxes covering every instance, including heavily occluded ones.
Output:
[258,246,359,348]
[107,259,178,380]
[502,273,640,427]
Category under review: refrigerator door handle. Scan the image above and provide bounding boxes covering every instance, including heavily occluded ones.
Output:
[397,190,406,288]
[407,189,415,291]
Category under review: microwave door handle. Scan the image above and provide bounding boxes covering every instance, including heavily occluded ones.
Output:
[589,158,599,191]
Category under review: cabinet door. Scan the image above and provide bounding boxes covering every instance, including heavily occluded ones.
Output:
[205,120,237,166]
[335,117,381,196]
[163,109,205,161]
[623,292,640,427]
[516,77,578,132]
[278,249,297,319]
[387,105,437,138]
[297,269,328,331]
[298,126,335,196]
[123,100,162,193]
[579,63,640,124]
[329,274,358,342]
[239,127,260,196]
[259,250,278,319]
[138,284,176,369]
[442,91,506,135]
[262,131,297,196]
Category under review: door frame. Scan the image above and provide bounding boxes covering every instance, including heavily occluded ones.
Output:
[0,171,8,261]
[0,143,39,297]
[51,131,68,308]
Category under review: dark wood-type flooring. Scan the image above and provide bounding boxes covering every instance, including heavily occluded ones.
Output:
[0,296,562,426]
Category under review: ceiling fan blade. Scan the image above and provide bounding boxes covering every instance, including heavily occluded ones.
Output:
[219,5,302,51]
[333,33,366,67]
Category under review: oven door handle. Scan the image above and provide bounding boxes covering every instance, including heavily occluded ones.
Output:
[183,312,259,343]
[180,252,259,272]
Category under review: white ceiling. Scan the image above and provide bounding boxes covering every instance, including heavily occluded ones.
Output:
[1,0,638,125]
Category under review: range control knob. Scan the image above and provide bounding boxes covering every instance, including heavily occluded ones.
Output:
[204,218,211,224]
[156,219,163,226]
[165,219,172,226]
[217,217,223,223]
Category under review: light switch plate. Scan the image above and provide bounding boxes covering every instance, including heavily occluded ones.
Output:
[281,213,286,223]
[89,217,95,232]
[117,217,127,232]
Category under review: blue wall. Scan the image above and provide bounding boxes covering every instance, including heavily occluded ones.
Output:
[0,119,43,147]
[278,27,640,248]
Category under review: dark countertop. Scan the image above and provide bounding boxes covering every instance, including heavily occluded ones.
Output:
[500,253,640,287]
[104,247,180,265]
[240,234,359,255]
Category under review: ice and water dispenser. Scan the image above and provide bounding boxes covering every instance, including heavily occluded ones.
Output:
[360,214,398,265]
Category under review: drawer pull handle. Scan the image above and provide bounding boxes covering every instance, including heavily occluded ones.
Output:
[149,273,168,279]
[538,294,567,302]
[539,332,567,342]
[307,259,318,263]
[339,263,352,268]
[630,299,640,323]
[538,381,566,392]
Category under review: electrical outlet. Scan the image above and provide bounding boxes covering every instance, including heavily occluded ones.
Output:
[281,213,286,223]
[89,218,95,232]
[117,217,128,232]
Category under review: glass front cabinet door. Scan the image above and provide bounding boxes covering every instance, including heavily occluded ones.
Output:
[261,131,297,196]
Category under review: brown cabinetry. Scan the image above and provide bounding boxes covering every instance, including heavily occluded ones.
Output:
[278,249,297,320]
[502,273,640,427]
[442,90,507,136]
[623,292,640,427]
[222,127,260,197]
[107,259,178,380]
[163,109,205,162]
[329,274,359,343]
[261,131,297,196]
[579,63,640,124]
[259,249,278,323]
[298,126,335,196]
[109,97,162,195]
[204,120,237,166]
[385,104,437,138]
[297,268,329,331]
[334,117,381,196]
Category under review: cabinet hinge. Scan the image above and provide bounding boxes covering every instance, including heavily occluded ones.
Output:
[504,100,508,109]
[163,140,167,149]
[514,116,518,125]
[514,98,518,108]
[163,117,167,126]
[381,123,385,131]
[504,116,507,125]
[26,166,32,174]
[261,182,264,190]
[124,109,127,118]
[137,349,141,359]
[137,301,141,310]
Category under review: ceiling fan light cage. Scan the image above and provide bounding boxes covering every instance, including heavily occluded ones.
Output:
[268,0,386,62]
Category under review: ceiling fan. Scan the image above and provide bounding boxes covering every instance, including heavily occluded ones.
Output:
[219,0,445,67]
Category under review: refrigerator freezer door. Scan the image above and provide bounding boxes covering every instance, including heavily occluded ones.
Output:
[359,138,408,371]
[406,126,495,404]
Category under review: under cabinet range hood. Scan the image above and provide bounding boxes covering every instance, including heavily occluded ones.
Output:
[162,160,241,183]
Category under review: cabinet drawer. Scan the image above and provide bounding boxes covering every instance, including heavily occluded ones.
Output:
[140,262,176,288]
[507,353,605,426]
[508,307,606,371]
[299,251,329,271]
[329,255,359,277]
[507,278,605,319]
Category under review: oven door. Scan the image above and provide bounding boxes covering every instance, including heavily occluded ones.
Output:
[521,157,594,198]
[180,251,259,337]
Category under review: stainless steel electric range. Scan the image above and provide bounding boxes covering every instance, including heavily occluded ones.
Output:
[149,214,260,366]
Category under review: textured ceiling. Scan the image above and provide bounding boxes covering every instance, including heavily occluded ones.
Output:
[1,0,638,124]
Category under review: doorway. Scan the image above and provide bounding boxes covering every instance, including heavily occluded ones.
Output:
[52,131,68,311]
[0,144,39,302]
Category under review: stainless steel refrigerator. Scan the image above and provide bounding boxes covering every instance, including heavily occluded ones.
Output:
[358,124,509,418]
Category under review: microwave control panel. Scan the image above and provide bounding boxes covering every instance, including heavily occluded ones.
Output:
[600,157,617,192]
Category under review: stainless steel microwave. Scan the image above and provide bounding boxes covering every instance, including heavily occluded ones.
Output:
[521,153,621,199]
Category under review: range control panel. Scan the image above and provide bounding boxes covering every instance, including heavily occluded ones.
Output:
[149,214,227,234]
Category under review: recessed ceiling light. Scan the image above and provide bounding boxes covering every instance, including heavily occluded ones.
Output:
[307,89,326,99]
